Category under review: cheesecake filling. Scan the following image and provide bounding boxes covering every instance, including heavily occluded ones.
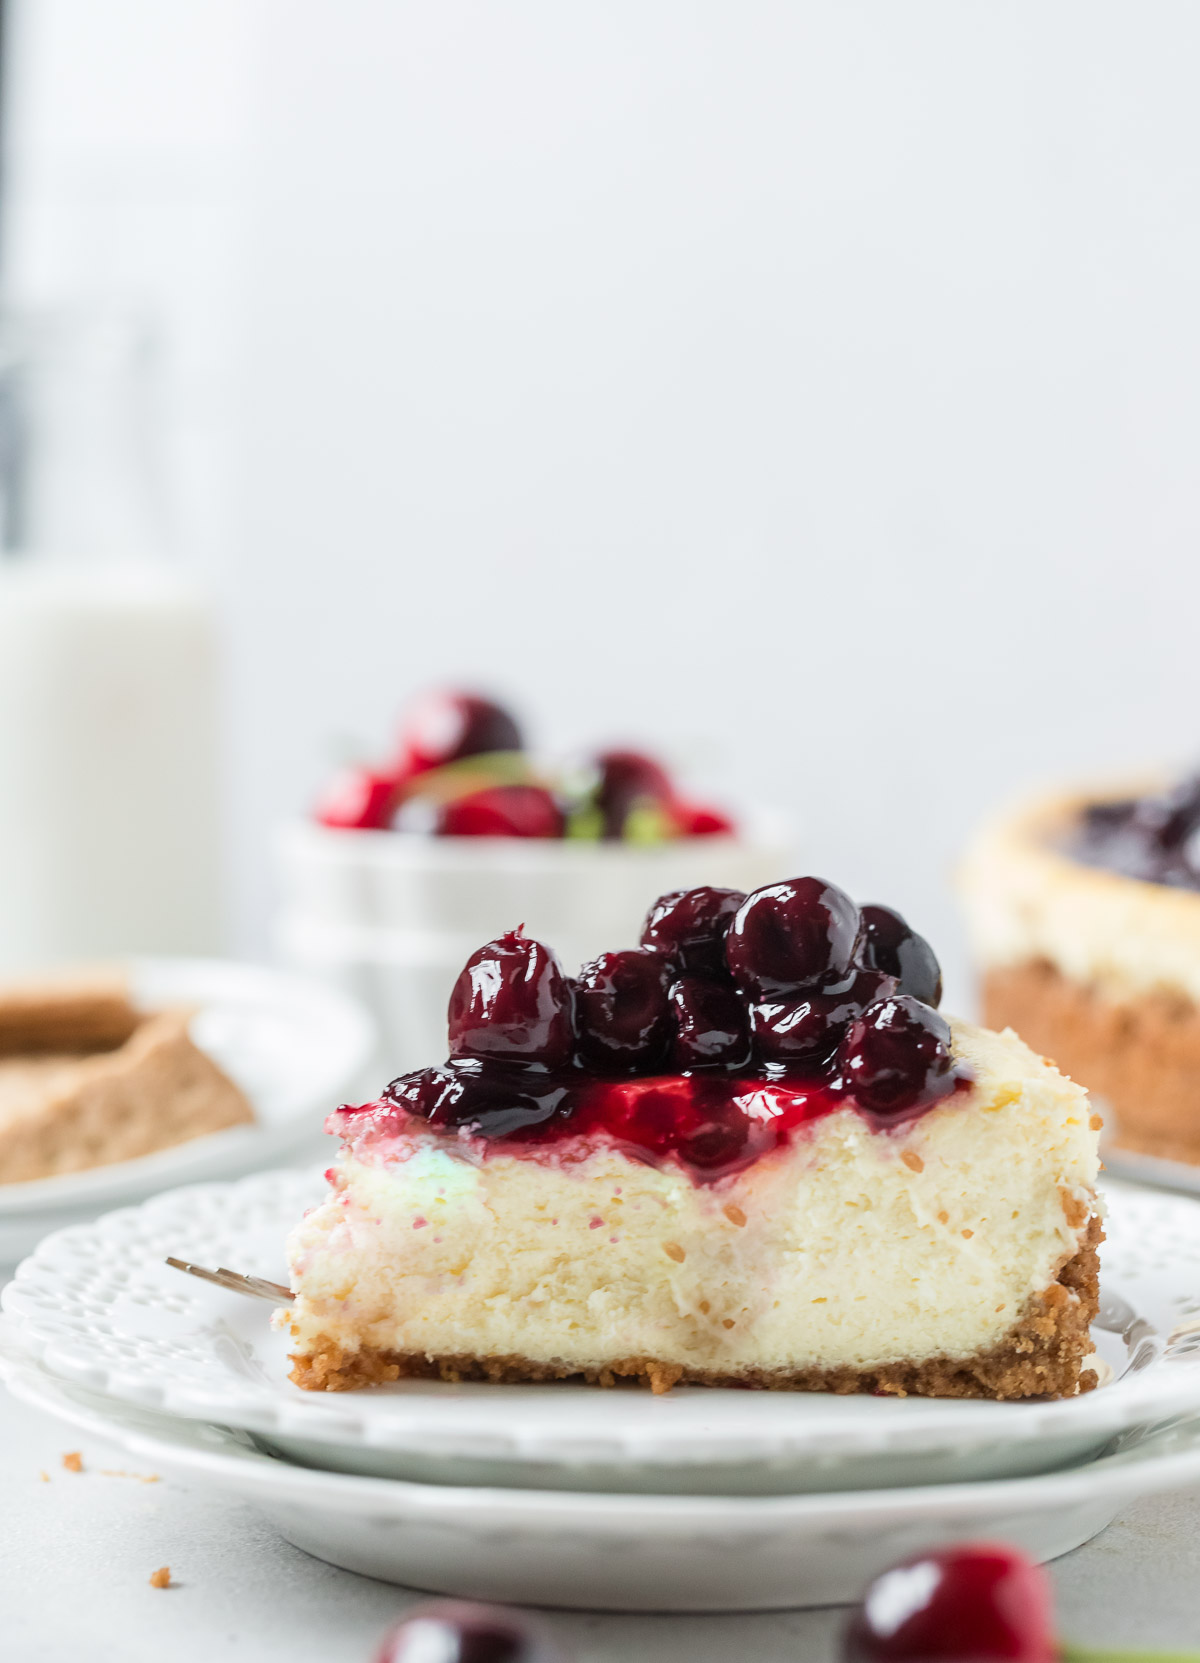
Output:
[287,1023,1099,1391]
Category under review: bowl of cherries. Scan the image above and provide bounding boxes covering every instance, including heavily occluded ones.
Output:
[277,690,792,1072]
[372,1544,1195,1663]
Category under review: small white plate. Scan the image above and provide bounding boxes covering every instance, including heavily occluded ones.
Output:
[1103,1139,1200,1198]
[0,960,375,1261]
[3,1342,1199,1612]
[5,1170,1200,1494]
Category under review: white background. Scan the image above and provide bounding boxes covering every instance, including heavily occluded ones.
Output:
[8,1,1200,998]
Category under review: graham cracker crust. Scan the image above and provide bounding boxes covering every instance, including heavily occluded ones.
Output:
[289,1214,1102,1401]
[983,959,1200,1164]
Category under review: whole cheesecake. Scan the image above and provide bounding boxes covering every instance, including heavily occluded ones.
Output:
[960,776,1200,1166]
[286,879,1101,1400]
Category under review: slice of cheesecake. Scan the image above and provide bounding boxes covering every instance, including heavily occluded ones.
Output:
[286,880,1102,1400]
[960,778,1200,1166]
[0,972,253,1182]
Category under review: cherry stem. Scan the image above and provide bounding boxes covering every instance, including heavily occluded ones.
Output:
[1060,1646,1200,1662]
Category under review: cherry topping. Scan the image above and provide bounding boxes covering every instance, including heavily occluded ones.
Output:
[640,886,746,978]
[573,950,673,1072]
[669,975,751,1068]
[376,1601,566,1663]
[358,875,974,1180]
[447,929,574,1067]
[838,995,953,1113]
[726,878,861,996]
[841,1541,1056,1662]
[859,904,943,1007]
[387,1060,572,1138]
[592,749,676,839]
[750,969,898,1067]
[438,785,564,838]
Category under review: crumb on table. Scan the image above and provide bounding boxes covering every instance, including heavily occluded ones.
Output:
[149,1567,171,1590]
[38,1470,49,1483]
[62,1452,83,1473]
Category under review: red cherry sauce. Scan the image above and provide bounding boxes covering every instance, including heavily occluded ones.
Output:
[336,1061,970,1185]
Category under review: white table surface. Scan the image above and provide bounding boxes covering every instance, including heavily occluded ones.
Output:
[3,1385,1200,1663]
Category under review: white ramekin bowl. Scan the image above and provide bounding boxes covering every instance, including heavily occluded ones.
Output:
[275,810,795,1077]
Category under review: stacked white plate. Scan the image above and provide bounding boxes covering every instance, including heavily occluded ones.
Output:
[4,1170,1200,1611]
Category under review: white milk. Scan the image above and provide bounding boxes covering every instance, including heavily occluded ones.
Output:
[0,562,224,971]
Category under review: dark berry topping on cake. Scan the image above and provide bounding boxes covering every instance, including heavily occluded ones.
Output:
[1072,769,1200,889]
[640,886,746,977]
[838,994,954,1114]
[750,970,897,1067]
[402,691,523,774]
[859,903,943,1007]
[669,974,752,1068]
[573,950,674,1072]
[387,1060,573,1139]
[447,929,574,1067]
[841,1541,1056,1662]
[376,1601,565,1663]
[362,876,969,1181]
[726,877,861,995]
[437,785,565,839]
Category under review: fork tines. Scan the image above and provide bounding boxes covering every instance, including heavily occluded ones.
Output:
[165,1257,292,1305]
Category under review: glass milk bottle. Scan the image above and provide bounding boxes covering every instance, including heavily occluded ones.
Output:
[0,307,224,972]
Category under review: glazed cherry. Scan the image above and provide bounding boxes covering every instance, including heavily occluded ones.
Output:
[447,929,574,1067]
[669,975,751,1068]
[839,995,953,1113]
[726,878,861,996]
[376,1601,566,1663]
[574,950,673,1071]
[640,887,746,978]
[438,786,564,839]
[841,1541,1056,1662]
[859,904,943,1008]
[401,691,523,774]
[384,1061,572,1137]
[750,969,896,1067]
[592,749,676,839]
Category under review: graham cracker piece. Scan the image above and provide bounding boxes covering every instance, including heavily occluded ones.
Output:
[0,1008,253,1183]
[0,969,140,1058]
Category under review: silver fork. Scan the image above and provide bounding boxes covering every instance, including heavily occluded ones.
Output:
[165,1257,292,1305]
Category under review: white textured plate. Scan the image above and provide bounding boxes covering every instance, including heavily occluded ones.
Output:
[5,1171,1200,1494]
[0,960,375,1261]
[4,1343,1200,1611]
